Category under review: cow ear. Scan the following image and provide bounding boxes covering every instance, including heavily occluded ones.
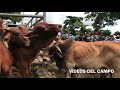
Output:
[18,25,22,29]
[4,29,11,33]
[18,25,24,29]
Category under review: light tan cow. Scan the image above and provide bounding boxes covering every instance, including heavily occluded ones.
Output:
[49,38,120,78]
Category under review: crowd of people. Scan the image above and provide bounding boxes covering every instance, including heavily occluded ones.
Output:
[58,32,120,42]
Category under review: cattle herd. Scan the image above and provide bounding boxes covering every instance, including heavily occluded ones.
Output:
[1,18,120,78]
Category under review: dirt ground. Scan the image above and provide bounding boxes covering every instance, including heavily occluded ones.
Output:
[46,63,111,78]
[10,62,65,78]
[47,63,65,78]
[10,62,111,78]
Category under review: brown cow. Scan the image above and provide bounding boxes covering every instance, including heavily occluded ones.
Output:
[0,41,13,78]
[48,38,120,78]
[2,25,30,49]
[3,22,62,77]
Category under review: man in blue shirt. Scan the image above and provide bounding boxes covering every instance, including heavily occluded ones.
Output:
[69,34,75,40]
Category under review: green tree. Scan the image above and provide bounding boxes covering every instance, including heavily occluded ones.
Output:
[114,31,120,35]
[63,16,83,35]
[86,28,93,32]
[100,29,111,36]
[0,12,22,23]
[63,16,93,35]
[63,29,70,34]
[84,12,120,30]
[80,24,92,33]
[75,30,80,35]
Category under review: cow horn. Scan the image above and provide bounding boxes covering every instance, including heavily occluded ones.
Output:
[55,45,62,55]
[5,27,10,30]
[48,54,55,57]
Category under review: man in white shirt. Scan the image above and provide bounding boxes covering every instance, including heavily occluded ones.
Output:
[114,35,120,42]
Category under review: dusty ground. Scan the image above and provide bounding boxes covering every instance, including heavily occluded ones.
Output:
[10,62,111,78]
[47,63,65,78]
[10,62,65,78]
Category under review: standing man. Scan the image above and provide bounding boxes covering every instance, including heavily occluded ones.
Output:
[69,34,75,40]
[114,35,120,42]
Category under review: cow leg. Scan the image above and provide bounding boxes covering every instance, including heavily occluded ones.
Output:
[71,67,79,78]
[112,71,120,78]
[64,63,75,78]
[65,66,75,78]
[100,73,108,78]
[1,65,12,78]
[100,73,112,78]
[65,68,71,78]
[65,69,78,78]
[20,67,30,78]
[18,61,30,78]
[65,61,76,78]
[97,66,108,78]
[71,73,78,78]
[110,73,112,78]
[94,73,100,78]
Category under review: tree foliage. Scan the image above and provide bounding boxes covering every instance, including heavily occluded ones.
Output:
[100,29,111,36]
[63,16,83,35]
[75,30,81,35]
[0,12,22,23]
[63,16,93,35]
[114,31,120,35]
[84,12,120,30]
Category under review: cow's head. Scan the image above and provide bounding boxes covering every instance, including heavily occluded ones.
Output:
[27,22,62,49]
[32,22,62,35]
[18,25,30,35]
[2,29,30,48]
[48,43,65,70]
[48,39,73,70]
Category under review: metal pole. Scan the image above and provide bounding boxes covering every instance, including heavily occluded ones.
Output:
[25,12,40,26]
[22,12,24,25]
[43,12,46,22]
[0,13,43,18]
[30,18,43,27]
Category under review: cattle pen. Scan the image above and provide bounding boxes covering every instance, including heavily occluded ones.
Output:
[0,12,46,29]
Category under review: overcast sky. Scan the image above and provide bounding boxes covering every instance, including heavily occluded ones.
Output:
[21,12,120,34]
